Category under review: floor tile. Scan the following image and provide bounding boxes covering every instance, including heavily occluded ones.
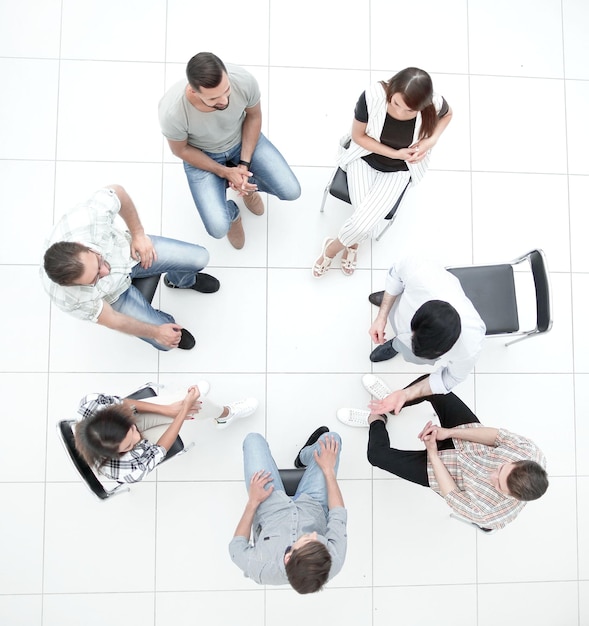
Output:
[566,79,589,175]
[43,482,157,593]
[470,75,567,174]
[370,0,469,74]
[0,59,59,160]
[569,175,589,273]
[0,162,55,264]
[563,0,589,79]
[374,585,477,626]
[266,587,372,626]
[478,581,578,626]
[373,480,477,586]
[61,0,166,61]
[575,375,589,476]
[0,0,61,58]
[0,484,44,594]
[270,0,370,69]
[43,593,155,626]
[577,476,589,580]
[468,0,564,78]
[0,595,42,626]
[165,0,270,66]
[572,273,589,373]
[476,476,577,583]
[57,60,165,162]
[155,590,264,626]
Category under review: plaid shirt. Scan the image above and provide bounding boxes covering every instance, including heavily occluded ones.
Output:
[427,425,546,530]
[41,188,137,322]
[77,393,166,484]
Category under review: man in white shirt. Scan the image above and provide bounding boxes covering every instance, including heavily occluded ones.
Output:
[367,257,486,413]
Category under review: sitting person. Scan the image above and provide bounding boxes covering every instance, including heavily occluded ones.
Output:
[42,184,219,351]
[159,51,300,249]
[75,383,258,483]
[337,374,548,530]
[229,428,347,593]
[313,67,452,278]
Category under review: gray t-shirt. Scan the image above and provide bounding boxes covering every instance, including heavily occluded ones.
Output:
[158,63,261,153]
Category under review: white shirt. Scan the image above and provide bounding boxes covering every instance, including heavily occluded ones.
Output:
[385,257,486,394]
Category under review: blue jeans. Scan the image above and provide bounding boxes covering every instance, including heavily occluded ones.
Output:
[111,235,209,351]
[183,133,301,238]
[243,432,342,516]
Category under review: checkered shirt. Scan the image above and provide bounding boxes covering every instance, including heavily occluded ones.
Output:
[41,188,137,322]
[77,393,166,484]
[427,424,546,530]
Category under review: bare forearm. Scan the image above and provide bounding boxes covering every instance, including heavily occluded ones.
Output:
[403,377,433,403]
[430,110,452,143]
[447,426,499,446]
[323,470,344,509]
[375,292,397,323]
[156,407,188,451]
[428,450,458,496]
[234,501,258,539]
[98,307,158,340]
[109,185,145,237]
[239,112,262,163]
[171,143,230,178]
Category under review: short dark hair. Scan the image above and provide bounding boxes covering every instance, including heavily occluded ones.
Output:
[411,300,461,359]
[285,541,331,594]
[44,241,90,285]
[74,405,136,468]
[186,52,227,91]
[506,460,549,501]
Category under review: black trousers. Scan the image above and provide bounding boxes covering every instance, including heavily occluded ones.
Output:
[367,375,480,487]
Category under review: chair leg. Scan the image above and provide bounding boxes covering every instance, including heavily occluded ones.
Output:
[320,185,330,213]
[375,215,397,242]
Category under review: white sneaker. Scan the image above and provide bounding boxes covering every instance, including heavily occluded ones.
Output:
[195,380,210,397]
[336,407,371,427]
[361,374,391,400]
[216,397,258,429]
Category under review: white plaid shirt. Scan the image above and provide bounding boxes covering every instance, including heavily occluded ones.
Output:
[41,188,137,322]
[77,393,166,484]
[427,424,546,529]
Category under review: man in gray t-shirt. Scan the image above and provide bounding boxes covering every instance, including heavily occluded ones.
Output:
[229,429,347,593]
[158,52,300,249]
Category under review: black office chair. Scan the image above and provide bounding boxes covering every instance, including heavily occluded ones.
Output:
[446,249,552,346]
[320,166,410,242]
[278,468,305,496]
[131,274,162,304]
[57,383,193,500]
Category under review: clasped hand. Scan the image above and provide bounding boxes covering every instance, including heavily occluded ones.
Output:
[227,164,258,197]
[131,233,157,269]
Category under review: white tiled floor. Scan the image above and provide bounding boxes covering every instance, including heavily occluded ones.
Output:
[0,1,587,624]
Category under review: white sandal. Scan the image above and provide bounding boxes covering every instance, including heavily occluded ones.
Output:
[341,246,358,276]
[312,238,335,278]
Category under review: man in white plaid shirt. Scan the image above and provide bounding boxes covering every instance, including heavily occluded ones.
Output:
[41,184,220,351]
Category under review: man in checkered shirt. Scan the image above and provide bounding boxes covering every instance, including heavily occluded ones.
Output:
[338,374,548,530]
[41,184,220,351]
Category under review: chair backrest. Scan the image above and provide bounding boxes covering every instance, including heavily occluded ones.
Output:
[528,249,552,333]
[57,420,114,499]
[447,264,519,335]
[58,384,185,499]
[279,468,305,497]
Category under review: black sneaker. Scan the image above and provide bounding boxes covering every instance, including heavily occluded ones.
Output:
[164,273,220,294]
[369,339,398,362]
[294,426,329,468]
[178,329,196,350]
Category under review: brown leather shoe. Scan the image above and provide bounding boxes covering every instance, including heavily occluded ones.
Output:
[227,216,245,249]
[243,192,264,216]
